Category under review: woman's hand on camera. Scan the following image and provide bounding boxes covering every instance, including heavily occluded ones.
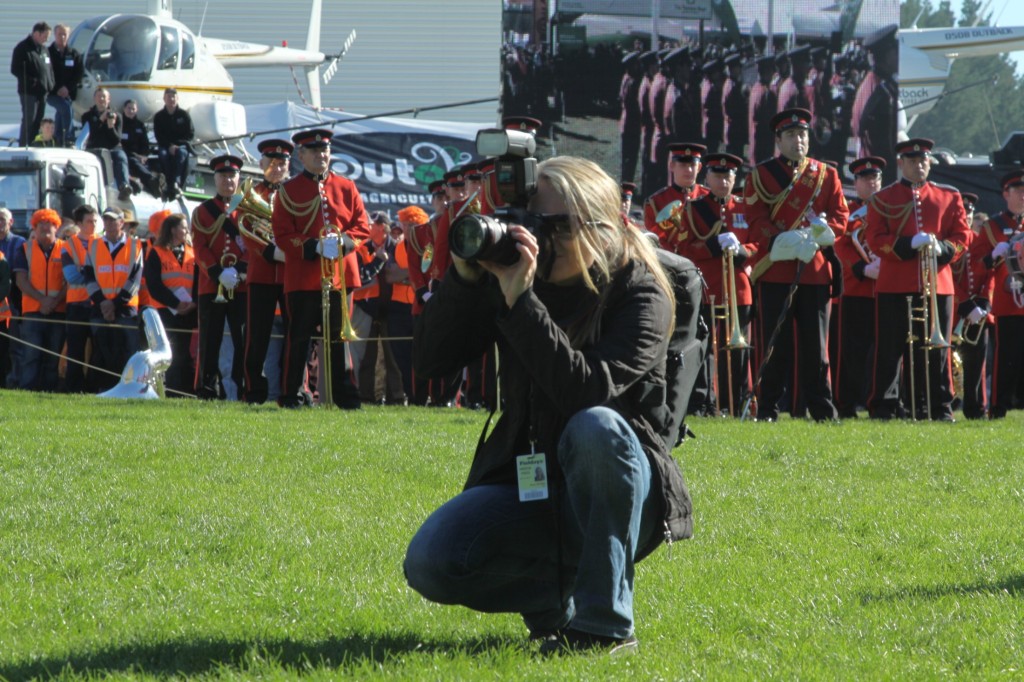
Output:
[480,224,537,309]
[451,252,484,284]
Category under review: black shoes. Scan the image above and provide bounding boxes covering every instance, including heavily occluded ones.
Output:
[117,184,133,200]
[538,629,639,656]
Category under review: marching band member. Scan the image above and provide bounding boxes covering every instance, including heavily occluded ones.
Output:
[971,171,1024,419]
[742,108,848,422]
[953,191,988,419]
[272,128,369,409]
[191,154,248,399]
[865,138,970,421]
[688,150,753,411]
[833,156,885,417]
[242,138,292,404]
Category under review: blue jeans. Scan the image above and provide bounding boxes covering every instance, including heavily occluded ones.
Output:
[19,313,67,390]
[159,145,190,187]
[404,406,658,639]
[46,94,74,145]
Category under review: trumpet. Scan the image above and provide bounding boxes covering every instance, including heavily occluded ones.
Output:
[319,225,359,409]
[232,178,276,247]
[214,251,239,303]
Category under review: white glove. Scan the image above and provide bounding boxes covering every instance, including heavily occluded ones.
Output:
[770,229,818,263]
[911,233,935,250]
[967,306,986,325]
[317,234,340,260]
[991,241,1010,260]
[718,232,742,252]
[807,213,835,247]
[272,246,286,263]
[218,267,239,290]
[421,291,433,303]
[863,257,880,280]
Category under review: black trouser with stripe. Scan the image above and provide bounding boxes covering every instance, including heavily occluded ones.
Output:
[958,325,988,419]
[283,290,359,408]
[244,282,287,404]
[990,315,1024,418]
[755,281,835,421]
[835,295,875,416]
[869,293,953,420]
[196,291,246,399]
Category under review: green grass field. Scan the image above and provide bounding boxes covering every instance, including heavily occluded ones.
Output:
[1,390,1021,680]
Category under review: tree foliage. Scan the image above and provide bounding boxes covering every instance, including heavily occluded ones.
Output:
[901,0,1024,156]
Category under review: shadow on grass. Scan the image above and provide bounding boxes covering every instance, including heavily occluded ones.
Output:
[860,573,1024,604]
[0,631,516,679]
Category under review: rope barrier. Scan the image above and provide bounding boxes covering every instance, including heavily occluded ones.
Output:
[4,313,414,342]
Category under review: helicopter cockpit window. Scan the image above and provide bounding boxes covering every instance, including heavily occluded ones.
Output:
[158,26,180,70]
[81,16,158,82]
[181,31,195,70]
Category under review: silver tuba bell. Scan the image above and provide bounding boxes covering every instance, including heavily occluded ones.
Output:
[97,308,173,399]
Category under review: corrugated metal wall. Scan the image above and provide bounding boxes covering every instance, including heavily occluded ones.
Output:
[1,0,501,130]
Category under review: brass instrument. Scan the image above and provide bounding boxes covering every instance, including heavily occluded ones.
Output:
[214,251,239,303]
[1004,232,1024,308]
[951,317,985,346]
[232,178,276,247]
[319,225,360,408]
[906,235,949,420]
[714,245,749,415]
[654,199,685,233]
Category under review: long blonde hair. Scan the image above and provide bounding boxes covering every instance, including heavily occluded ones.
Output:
[536,156,675,339]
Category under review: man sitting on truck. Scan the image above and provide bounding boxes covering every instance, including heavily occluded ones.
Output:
[81,87,133,201]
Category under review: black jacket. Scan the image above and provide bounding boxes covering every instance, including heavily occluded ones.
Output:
[81,106,123,150]
[11,35,54,96]
[48,44,83,99]
[153,107,194,147]
[121,116,151,157]
[415,259,693,558]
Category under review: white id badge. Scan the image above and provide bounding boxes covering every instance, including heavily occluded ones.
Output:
[516,453,549,502]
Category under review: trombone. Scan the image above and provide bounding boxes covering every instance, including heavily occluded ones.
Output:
[319,225,359,408]
[905,235,949,420]
[713,245,749,415]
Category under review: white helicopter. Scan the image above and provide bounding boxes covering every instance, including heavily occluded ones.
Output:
[65,0,352,123]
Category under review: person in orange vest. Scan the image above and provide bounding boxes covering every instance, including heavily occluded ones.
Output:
[12,208,67,390]
[60,204,99,392]
[143,212,197,396]
[83,206,143,392]
[352,210,414,404]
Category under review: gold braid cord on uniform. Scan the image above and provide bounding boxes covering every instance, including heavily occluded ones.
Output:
[748,158,826,232]
[866,194,914,255]
[407,222,426,256]
[191,206,226,241]
[276,185,323,236]
[687,201,722,241]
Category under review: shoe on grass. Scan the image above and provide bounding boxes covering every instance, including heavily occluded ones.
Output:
[538,629,639,656]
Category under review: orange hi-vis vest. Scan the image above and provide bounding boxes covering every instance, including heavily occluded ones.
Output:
[0,251,10,324]
[65,233,94,304]
[149,244,195,310]
[22,239,67,314]
[88,237,141,309]
[353,239,415,305]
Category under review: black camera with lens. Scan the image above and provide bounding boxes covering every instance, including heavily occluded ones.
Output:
[449,127,538,266]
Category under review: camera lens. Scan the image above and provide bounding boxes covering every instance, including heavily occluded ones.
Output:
[450,214,519,265]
